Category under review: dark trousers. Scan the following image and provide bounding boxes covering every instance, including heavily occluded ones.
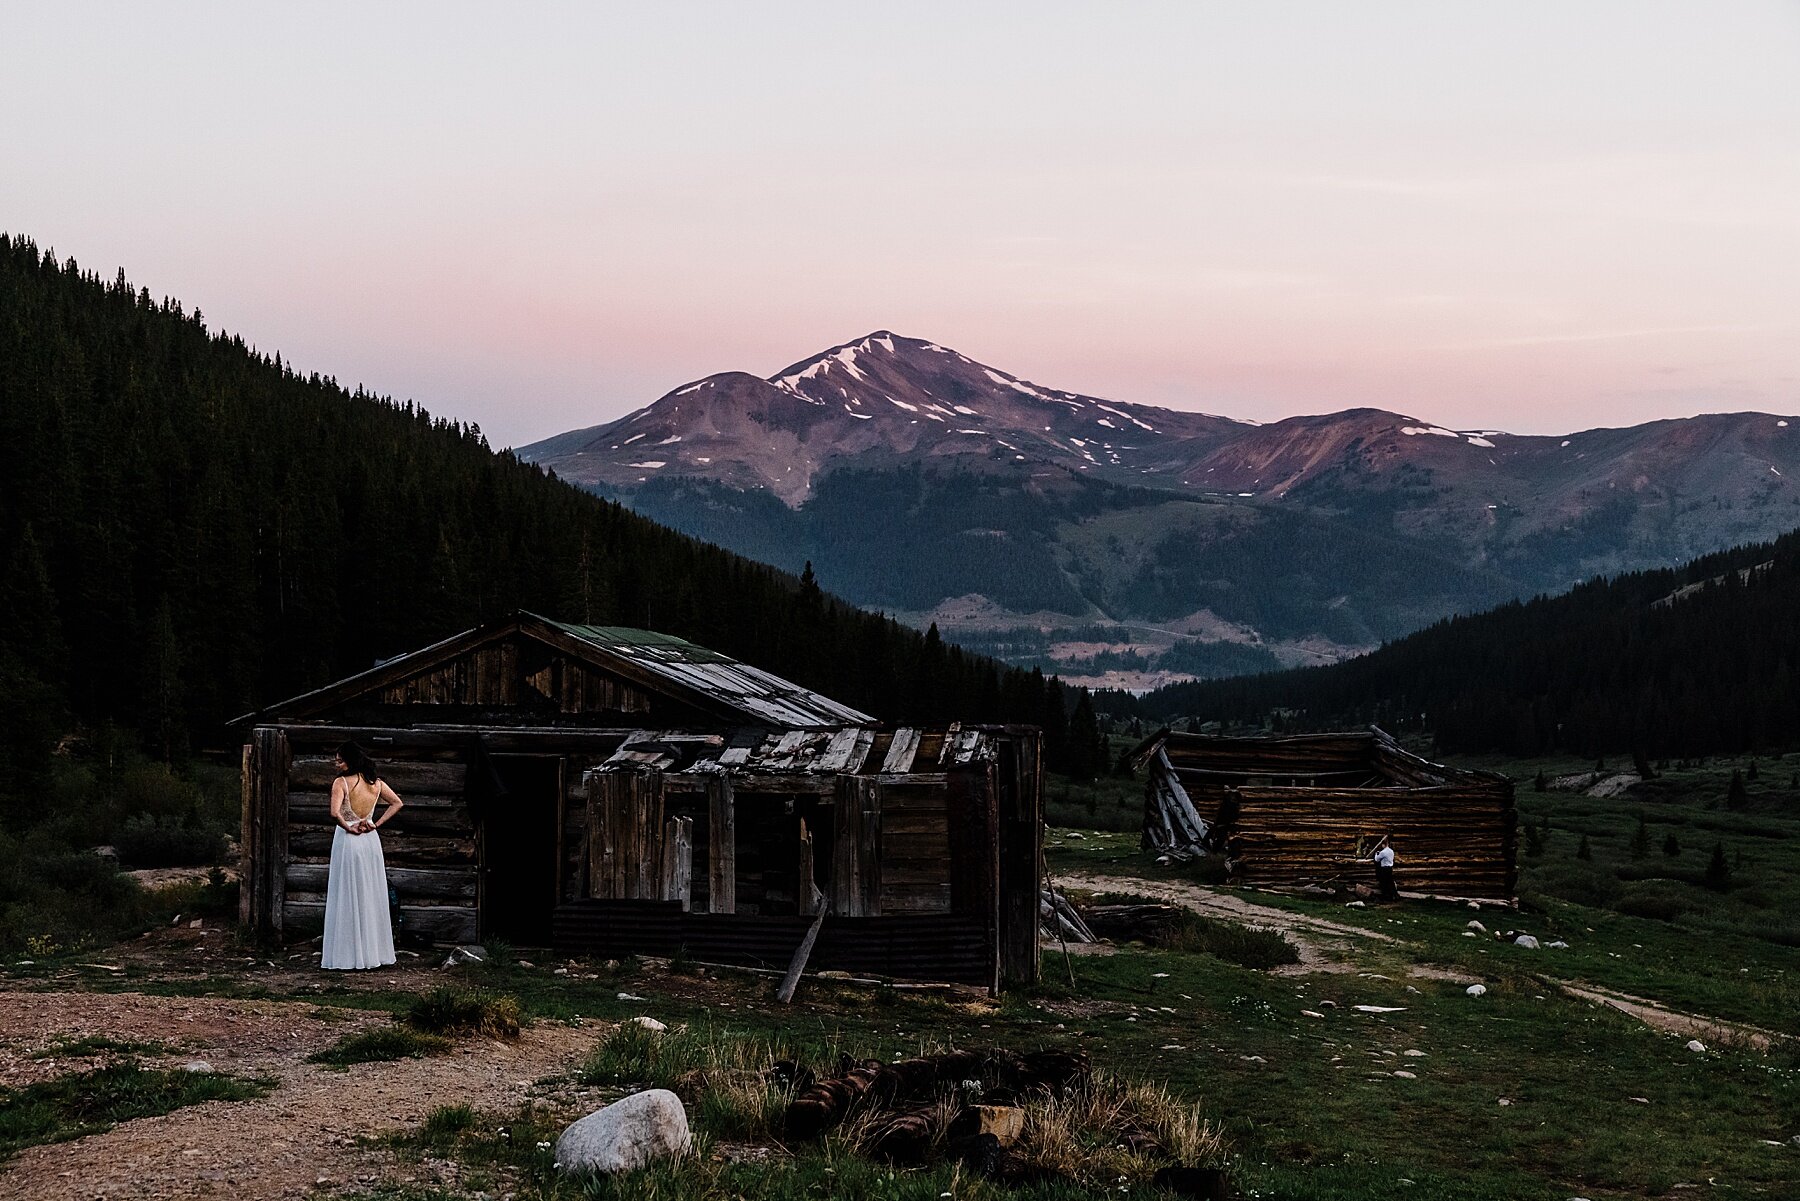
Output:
[1375,864,1398,901]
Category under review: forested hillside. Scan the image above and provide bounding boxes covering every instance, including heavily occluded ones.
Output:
[0,236,1080,807]
[1137,534,1800,758]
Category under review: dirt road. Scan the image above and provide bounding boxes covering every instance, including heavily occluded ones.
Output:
[0,990,598,1200]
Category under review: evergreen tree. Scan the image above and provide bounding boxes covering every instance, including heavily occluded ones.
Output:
[1628,816,1650,860]
[1662,832,1680,857]
[1066,692,1100,782]
[1727,769,1748,809]
[1575,834,1592,861]
[1524,822,1544,858]
[1704,842,1731,890]
[1533,770,1547,793]
[1746,758,1759,782]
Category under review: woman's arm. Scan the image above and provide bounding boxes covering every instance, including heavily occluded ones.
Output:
[371,780,404,829]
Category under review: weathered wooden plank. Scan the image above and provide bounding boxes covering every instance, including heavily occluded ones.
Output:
[830,774,882,917]
[797,818,819,916]
[659,816,693,912]
[707,773,736,914]
[814,728,866,774]
[881,728,923,774]
[285,863,477,901]
[282,900,475,944]
[288,757,467,793]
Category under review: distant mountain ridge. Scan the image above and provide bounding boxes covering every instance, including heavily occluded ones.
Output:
[521,332,1800,688]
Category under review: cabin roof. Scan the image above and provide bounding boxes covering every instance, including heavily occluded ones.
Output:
[1129,726,1506,788]
[234,611,874,729]
[595,724,997,776]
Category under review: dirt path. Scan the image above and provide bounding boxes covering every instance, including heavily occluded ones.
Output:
[0,990,599,1200]
[1055,871,1786,1049]
[1053,870,1397,975]
[1555,982,1782,1052]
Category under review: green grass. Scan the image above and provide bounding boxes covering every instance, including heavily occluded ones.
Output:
[407,986,522,1038]
[0,1061,272,1160]
[30,1034,178,1059]
[309,1024,452,1066]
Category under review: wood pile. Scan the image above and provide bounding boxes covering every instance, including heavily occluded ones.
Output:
[1039,888,1096,944]
[1080,903,1190,944]
[785,1047,1091,1164]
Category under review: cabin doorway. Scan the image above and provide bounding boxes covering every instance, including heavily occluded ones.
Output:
[480,755,563,945]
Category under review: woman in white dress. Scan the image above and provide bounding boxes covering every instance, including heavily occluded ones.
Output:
[322,741,403,969]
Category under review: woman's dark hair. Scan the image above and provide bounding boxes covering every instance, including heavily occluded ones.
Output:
[337,741,379,785]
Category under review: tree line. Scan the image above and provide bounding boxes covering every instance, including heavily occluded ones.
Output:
[0,235,1088,817]
[1133,534,1800,758]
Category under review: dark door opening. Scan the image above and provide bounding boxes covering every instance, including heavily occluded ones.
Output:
[481,756,562,945]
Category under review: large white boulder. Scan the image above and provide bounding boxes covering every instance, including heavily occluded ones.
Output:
[555,1089,690,1175]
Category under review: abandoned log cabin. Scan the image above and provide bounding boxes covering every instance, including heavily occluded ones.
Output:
[1135,728,1515,899]
[236,612,1042,989]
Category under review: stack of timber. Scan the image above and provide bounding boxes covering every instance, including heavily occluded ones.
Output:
[1038,888,1095,944]
[1130,727,1516,900]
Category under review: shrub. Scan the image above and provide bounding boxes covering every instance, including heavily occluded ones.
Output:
[1575,834,1592,861]
[1704,843,1731,891]
[406,987,521,1038]
[308,1025,451,1066]
[1155,910,1299,969]
[1612,882,1694,923]
[1662,832,1681,857]
[113,813,225,869]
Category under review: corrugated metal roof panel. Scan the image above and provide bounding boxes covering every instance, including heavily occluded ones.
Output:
[542,618,873,728]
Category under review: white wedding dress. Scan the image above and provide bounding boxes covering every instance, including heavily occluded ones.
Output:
[321,780,396,970]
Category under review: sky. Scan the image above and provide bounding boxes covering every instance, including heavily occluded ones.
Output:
[4,2,1798,447]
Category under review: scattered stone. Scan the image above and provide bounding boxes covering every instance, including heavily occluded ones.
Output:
[442,945,488,967]
[1513,935,1540,950]
[554,1089,690,1174]
[517,959,535,969]
[1318,1000,1338,1009]
[1686,1039,1706,1053]
[1066,832,1086,840]
[1466,984,1488,997]
[1403,1049,1425,1057]
[1628,1097,1649,1104]
[1497,1098,1512,1106]
[1301,1010,1325,1019]
[181,1061,213,1073]
[1466,919,1487,933]
[617,992,647,1002]
[1353,1005,1406,1013]
[629,1016,667,1034]
[1344,901,1366,909]
[1546,941,1569,949]
[1393,1070,1416,1079]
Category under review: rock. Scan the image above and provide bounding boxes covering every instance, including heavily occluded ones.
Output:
[1686,1039,1706,1053]
[443,945,488,967]
[1546,940,1569,949]
[1403,1049,1425,1057]
[970,1104,1025,1147]
[1513,935,1540,950]
[1344,901,1366,909]
[181,1061,213,1073]
[1066,832,1086,840]
[1393,1070,1417,1078]
[1353,1005,1406,1013]
[1301,1010,1325,1019]
[1466,920,1487,933]
[1318,999,1337,1009]
[554,1089,690,1174]
[1466,984,1488,997]
[617,992,647,1002]
[629,1016,667,1033]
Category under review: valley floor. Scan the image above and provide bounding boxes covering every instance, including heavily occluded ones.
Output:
[1,847,1796,1201]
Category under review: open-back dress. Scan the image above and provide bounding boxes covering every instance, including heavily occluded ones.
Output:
[321,776,396,970]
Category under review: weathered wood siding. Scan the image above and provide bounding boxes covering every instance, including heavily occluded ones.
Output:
[1224,785,1515,898]
[281,751,478,944]
[375,638,653,716]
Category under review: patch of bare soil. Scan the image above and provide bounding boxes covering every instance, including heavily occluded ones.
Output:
[1556,982,1782,1052]
[1054,871,1395,975]
[0,990,598,1200]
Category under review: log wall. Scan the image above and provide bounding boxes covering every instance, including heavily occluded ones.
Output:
[1224,785,1515,898]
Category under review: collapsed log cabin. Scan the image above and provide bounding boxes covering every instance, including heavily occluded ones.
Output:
[235,612,1042,989]
[1134,728,1515,899]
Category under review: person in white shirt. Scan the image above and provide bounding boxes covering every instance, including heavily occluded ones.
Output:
[1371,835,1398,902]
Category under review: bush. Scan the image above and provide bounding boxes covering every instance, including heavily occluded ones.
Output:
[1612,882,1694,923]
[406,987,521,1038]
[308,1025,451,1066]
[113,813,225,869]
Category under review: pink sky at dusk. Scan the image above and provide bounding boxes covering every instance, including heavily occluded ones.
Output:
[5,2,1797,446]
